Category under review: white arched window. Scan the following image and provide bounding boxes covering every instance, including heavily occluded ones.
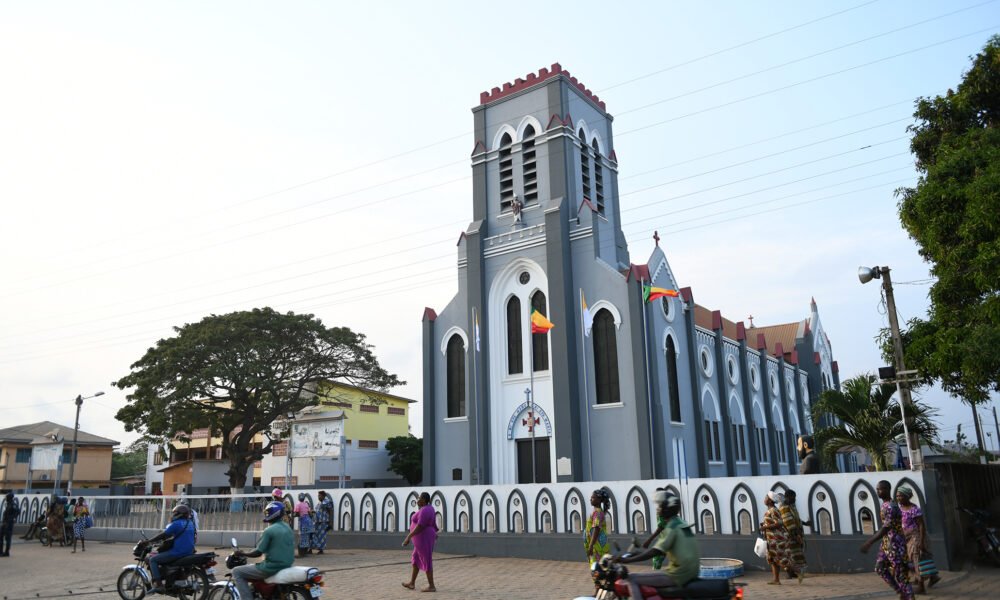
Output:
[729,395,748,462]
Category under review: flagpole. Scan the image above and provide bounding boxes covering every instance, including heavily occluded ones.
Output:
[472,307,481,485]
[529,320,536,485]
[580,289,594,481]
[641,282,657,478]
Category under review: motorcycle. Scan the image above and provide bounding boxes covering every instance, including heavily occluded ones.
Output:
[116,530,217,600]
[575,542,743,600]
[960,507,1000,567]
[39,522,74,547]
[208,538,324,600]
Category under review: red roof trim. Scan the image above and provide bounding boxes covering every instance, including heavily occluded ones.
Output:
[423,308,438,322]
[736,322,746,341]
[774,342,785,357]
[711,310,723,331]
[789,350,799,365]
[832,360,839,373]
[680,287,693,303]
[755,333,767,351]
[471,140,486,156]
[578,197,598,214]
[814,351,821,365]
[479,63,607,111]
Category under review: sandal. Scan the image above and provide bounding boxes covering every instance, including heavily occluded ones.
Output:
[401,582,415,590]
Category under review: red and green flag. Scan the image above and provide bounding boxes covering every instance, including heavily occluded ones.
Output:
[643,284,679,303]
[530,309,555,334]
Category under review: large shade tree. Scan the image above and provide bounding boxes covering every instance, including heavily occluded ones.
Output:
[811,373,939,472]
[892,36,1000,416]
[114,307,402,490]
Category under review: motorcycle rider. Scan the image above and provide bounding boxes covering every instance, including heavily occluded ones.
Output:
[142,504,197,594]
[618,492,701,599]
[231,500,295,600]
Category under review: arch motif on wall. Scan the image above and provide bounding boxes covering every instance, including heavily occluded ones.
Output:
[848,479,880,533]
[507,488,528,534]
[589,300,622,329]
[381,492,399,532]
[439,327,469,356]
[491,124,518,151]
[506,401,553,440]
[564,487,586,534]
[359,492,377,532]
[692,484,720,535]
[430,491,448,533]
[806,480,840,535]
[405,491,420,529]
[701,385,720,421]
[625,486,651,534]
[454,490,474,533]
[516,115,544,142]
[770,481,790,496]
[600,486,619,534]
[661,329,680,353]
[729,483,758,533]
[339,494,355,531]
[480,490,499,533]
[534,487,557,533]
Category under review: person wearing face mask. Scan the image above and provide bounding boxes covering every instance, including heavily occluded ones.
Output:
[797,435,821,475]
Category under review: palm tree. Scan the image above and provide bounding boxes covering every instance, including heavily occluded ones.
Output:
[811,373,939,471]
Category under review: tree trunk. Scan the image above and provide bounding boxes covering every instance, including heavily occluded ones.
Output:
[972,404,986,452]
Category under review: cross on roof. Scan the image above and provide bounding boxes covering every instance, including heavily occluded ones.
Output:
[653,230,660,247]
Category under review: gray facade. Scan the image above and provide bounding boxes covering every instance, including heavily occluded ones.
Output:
[423,64,841,485]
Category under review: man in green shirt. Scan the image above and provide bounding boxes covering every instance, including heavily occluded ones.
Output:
[232,501,296,599]
[619,492,701,598]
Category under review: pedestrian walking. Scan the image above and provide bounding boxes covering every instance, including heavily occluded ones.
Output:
[780,489,807,582]
[897,486,940,594]
[46,496,67,547]
[585,489,611,565]
[1,491,20,557]
[311,490,333,554]
[760,491,790,585]
[294,494,313,557]
[401,492,438,593]
[861,480,914,600]
[72,498,90,553]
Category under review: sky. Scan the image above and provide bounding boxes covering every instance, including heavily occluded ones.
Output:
[1,1,998,454]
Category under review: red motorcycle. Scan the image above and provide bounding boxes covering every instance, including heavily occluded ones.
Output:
[578,549,743,600]
[208,539,324,600]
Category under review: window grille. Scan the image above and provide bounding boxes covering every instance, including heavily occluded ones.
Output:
[499,133,514,211]
[522,126,537,205]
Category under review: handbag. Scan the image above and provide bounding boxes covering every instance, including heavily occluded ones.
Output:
[83,515,94,529]
[754,534,768,559]
[918,551,938,578]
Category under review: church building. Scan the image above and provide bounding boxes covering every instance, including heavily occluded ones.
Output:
[421,64,840,486]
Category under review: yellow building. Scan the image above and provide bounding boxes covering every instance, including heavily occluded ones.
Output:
[0,421,117,491]
[149,381,414,492]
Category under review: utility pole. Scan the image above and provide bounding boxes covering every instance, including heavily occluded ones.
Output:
[67,391,104,495]
[880,268,924,471]
[860,266,923,470]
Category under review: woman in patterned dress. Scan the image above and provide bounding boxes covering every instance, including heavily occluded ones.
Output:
[861,480,914,600]
[72,498,89,553]
[584,489,610,565]
[294,493,314,557]
[760,491,790,585]
[780,489,807,583]
[898,486,940,594]
[311,490,334,554]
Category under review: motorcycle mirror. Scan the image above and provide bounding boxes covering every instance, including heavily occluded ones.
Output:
[231,537,238,548]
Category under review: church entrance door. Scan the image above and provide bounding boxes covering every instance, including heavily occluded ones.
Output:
[516,438,551,484]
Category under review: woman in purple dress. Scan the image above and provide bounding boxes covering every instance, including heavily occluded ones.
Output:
[402,492,438,592]
[861,480,913,600]
[897,486,940,593]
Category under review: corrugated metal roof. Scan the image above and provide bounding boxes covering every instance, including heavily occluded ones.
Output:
[0,421,119,446]
[747,321,804,356]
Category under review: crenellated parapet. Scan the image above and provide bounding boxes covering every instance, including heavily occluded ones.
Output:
[479,62,607,111]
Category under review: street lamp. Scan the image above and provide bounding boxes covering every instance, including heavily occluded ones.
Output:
[858,266,923,471]
[67,391,104,495]
[285,411,295,492]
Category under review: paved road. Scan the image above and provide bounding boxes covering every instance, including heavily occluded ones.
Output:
[0,536,994,599]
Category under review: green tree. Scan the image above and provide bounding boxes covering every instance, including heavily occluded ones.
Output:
[811,373,939,472]
[114,307,402,490]
[111,439,148,479]
[385,435,422,485]
[892,35,1000,407]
